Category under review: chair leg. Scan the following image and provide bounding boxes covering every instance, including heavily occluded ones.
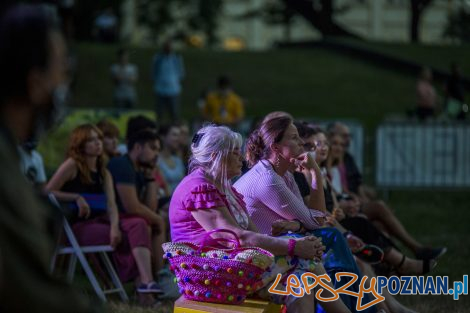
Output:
[50,253,58,273]
[99,252,129,302]
[75,251,107,302]
[66,255,77,283]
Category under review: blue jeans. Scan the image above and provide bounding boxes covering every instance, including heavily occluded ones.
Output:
[291,228,377,313]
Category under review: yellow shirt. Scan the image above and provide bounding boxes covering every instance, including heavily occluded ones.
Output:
[203,90,244,125]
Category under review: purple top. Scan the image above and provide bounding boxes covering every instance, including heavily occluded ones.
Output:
[169,168,248,245]
[234,160,325,234]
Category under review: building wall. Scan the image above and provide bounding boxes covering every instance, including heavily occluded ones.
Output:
[216,0,462,49]
[122,0,463,49]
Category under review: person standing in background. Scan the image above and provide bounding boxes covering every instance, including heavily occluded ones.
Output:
[111,48,138,109]
[93,7,117,43]
[152,40,184,122]
[202,75,245,129]
[415,67,437,120]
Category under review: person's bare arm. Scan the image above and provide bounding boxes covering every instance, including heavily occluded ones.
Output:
[115,184,161,225]
[191,206,323,259]
[45,158,90,218]
[45,158,79,201]
[103,170,121,248]
[302,165,326,213]
[143,179,158,212]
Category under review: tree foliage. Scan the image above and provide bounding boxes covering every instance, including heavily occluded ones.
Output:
[443,7,470,43]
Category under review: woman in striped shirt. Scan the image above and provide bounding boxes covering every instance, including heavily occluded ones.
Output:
[234,115,375,313]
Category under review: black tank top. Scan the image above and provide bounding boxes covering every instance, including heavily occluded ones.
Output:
[62,169,104,194]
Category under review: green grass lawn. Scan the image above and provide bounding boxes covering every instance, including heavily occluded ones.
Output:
[65,42,470,312]
[385,190,470,312]
[72,42,413,132]
[338,38,470,76]
[73,41,469,133]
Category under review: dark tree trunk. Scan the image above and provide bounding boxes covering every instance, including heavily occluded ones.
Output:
[283,0,360,38]
[410,0,434,43]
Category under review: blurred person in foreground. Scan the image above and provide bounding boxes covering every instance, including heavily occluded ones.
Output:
[0,4,100,312]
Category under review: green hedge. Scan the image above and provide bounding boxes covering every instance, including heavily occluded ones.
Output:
[38,109,155,174]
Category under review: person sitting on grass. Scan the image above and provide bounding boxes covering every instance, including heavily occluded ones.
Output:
[170,124,354,313]
[45,124,163,303]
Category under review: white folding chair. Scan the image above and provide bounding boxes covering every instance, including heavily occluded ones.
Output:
[49,194,129,303]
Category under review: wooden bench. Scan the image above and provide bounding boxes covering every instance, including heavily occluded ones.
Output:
[173,296,282,313]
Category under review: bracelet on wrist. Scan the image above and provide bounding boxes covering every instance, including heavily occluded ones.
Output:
[287,239,296,257]
[343,231,353,239]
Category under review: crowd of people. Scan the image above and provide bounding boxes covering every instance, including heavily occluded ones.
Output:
[0,3,452,313]
[15,112,448,312]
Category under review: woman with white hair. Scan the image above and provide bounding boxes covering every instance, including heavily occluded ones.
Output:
[169,124,353,313]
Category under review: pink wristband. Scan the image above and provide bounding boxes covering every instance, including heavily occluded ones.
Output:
[288,239,296,257]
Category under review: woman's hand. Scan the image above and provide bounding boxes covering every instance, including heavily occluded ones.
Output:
[345,233,364,253]
[76,196,91,219]
[332,207,346,221]
[271,220,301,236]
[293,236,325,260]
[110,225,122,249]
[291,152,318,172]
[325,213,337,227]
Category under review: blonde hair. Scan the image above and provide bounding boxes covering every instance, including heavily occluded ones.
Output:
[189,125,244,218]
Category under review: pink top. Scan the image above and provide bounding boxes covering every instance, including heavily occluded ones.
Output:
[169,168,248,245]
[233,160,325,235]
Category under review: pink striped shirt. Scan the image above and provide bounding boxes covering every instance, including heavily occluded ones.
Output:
[234,160,325,235]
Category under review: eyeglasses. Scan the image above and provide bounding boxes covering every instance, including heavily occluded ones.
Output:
[303,143,316,151]
[314,141,329,148]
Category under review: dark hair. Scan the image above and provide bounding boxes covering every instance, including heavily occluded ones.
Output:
[246,115,292,167]
[125,115,156,140]
[127,129,160,151]
[294,121,324,139]
[0,4,58,104]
